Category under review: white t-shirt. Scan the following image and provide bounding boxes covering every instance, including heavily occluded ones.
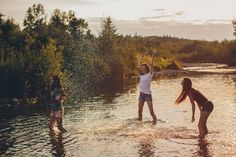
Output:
[140,73,153,94]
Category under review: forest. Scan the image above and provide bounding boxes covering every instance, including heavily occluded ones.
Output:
[0,4,235,105]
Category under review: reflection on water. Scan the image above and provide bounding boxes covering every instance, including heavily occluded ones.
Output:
[196,139,211,157]
[138,139,155,157]
[50,130,65,157]
[0,64,236,156]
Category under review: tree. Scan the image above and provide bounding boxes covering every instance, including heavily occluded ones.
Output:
[230,19,236,65]
[233,19,236,37]
[24,39,65,98]
[23,4,46,33]
[23,4,48,52]
[67,10,88,38]
[98,17,118,57]
[0,16,23,63]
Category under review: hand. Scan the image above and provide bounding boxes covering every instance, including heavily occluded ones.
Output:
[56,95,61,100]
[191,117,195,123]
[152,49,158,56]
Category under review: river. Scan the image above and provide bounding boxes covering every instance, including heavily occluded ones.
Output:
[0,63,236,157]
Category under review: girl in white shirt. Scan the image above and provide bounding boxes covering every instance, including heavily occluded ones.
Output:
[137,50,157,125]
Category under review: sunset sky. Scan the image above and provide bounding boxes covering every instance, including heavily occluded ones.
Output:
[0,0,236,41]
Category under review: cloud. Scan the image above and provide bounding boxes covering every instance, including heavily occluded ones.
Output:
[139,15,174,20]
[144,10,185,21]
[175,19,232,25]
[175,11,184,16]
[151,8,165,12]
[87,18,234,41]
[205,19,232,24]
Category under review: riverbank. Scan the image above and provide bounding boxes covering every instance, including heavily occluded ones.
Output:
[1,63,235,109]
[182,63,236,74]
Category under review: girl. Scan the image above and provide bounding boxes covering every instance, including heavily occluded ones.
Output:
[137,50,157,125]
[49,75,67,132]
[175,78,214,138]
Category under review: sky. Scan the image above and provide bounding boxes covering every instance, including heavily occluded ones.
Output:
[0,0,236,41]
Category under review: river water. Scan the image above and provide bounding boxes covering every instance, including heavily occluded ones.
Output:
[0,63,236,157]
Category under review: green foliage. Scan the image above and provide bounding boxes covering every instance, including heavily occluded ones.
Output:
[23,4,46,33]
[97,17,138,81]
[0,4,236,103]
[24,39,65,98]
[233,20,236,37]
[227,40,236,65]
[98,17,117,56]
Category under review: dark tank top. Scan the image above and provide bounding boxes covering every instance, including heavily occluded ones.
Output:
[192,89,208,106]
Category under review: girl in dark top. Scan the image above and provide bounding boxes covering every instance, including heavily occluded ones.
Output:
[49,75,67,132]
[175,78,214,138]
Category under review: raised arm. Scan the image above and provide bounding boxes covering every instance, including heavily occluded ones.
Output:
[188,92,195,123]
[150,50,157,74]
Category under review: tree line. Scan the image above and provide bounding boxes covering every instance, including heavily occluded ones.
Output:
[0,4,235,104]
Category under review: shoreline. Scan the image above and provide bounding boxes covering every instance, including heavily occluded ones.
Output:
[1,63,235,109]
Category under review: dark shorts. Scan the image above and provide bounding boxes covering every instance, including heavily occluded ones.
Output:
[139,93,152,102]
[202,101,214,112]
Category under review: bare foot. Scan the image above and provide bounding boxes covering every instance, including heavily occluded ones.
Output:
[137,118,142,121]
[152,120,157,125]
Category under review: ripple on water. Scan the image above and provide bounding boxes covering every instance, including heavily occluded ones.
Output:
[67,118,198,141]
[1,65,236,156]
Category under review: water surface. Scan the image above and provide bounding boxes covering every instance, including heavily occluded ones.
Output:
[1,64,236,157]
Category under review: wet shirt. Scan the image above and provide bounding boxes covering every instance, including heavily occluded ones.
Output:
[140,73,153,94]
[192,89,208,107]
[50,88,64,112]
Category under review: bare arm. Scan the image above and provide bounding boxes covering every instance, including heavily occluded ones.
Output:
[60,87,68,101]
[188,92,195,122]
[138,52,145,70]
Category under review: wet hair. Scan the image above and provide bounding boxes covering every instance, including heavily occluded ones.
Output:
[175,78,192,104]
[141,64,150,74]
[51,75,63,91]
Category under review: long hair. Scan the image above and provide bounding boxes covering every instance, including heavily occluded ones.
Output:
[51,75,62,91]
[141,63,150,74]
[175,78,192,104]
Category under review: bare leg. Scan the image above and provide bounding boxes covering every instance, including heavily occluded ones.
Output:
[198,111,211,138]
[61,107,65,123]
[203,112,210,135]
[138,100,145,121]
[146,100,157,125]
[49,112,55,130]
[57,117,67,132]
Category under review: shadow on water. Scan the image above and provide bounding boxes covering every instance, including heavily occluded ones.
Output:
[90,78,138,104]
[194,138,212,157]
[0,106,50,120]
[0,123,15,155]
[138,139,155,157]
[49,130,65,157]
